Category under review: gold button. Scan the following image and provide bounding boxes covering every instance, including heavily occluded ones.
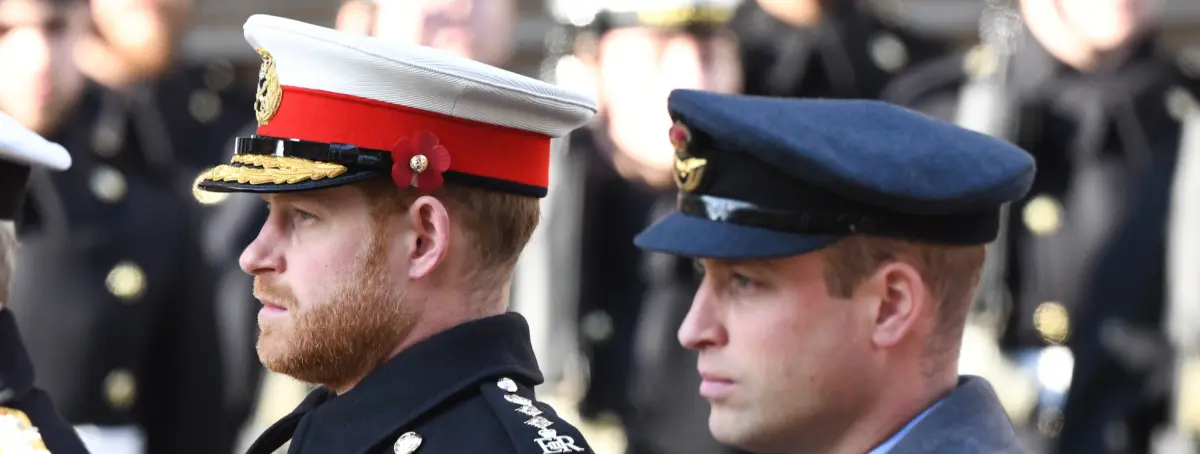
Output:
[91,127,122,158]
[1164,85,1197,121]
[105,261,146,302]
[1023,195,1063,236]
[104,369,136,410]
[90,165,127,204]
[964,45,999,80]
[869,32,908,73]
[188,90,223,124]
[192,171,230,205]
[409,155,429,173]
[1033,301,1070,344]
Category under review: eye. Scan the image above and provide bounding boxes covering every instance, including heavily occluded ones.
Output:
[291,209,318,223]
[731,273,754,289]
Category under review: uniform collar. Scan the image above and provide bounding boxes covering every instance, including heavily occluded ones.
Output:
[286,311,543,454]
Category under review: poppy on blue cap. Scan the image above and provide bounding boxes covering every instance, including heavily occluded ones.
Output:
[634,89,1037,259]
[0,112,72,221]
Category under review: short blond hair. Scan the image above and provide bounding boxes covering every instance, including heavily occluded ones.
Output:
[356,179,541,292]
[822,235,985,350]
[0,221,17,304]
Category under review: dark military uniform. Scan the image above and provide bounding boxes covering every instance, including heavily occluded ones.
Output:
[0,309,90,454]
[882,29,1200,453]
[8,82,226,454]
[729,0,949,100]
[0,109,89,454]
[153,60,267,453]
[246,314,592,454]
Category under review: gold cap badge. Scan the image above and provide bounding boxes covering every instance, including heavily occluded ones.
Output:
[670,121,707,192]
[254,48,283,126]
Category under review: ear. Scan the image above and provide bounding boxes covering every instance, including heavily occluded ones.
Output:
[335,1,377,35]
[404,195,451,280]
[867,262,928,348]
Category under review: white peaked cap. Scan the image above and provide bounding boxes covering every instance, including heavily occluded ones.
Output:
[0,111,70,171]
[196,15,597,198]
[243,14,597,137]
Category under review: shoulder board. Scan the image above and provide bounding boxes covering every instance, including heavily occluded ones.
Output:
[480,377,593,454]
[880,46,977,108]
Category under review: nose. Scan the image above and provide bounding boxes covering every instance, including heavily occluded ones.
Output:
[239,222,284,277]
[678,276,727,351]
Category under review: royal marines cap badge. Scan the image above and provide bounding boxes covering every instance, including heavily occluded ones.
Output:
[254,48,283,126]
[0,408,51,453]
[670,120,707,192]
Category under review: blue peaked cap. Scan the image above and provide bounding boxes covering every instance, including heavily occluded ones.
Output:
[634,89,1037,259]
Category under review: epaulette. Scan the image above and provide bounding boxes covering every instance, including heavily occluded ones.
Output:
[880,45,981,108]
[481,376,591,454]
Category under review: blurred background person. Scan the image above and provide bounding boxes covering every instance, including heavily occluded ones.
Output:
[0,0,229,453]
[333,0,515,67]
[550,1,744,452]
[883,0,1200,452]
[730,0,949,99]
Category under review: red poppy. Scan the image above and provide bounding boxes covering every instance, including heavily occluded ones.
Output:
[390,130,452,191]
[669,123,690,151]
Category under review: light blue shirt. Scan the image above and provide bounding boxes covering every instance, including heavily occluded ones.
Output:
[866,400,945,454]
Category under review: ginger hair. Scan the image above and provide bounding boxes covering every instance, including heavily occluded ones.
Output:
[355,178,541,295]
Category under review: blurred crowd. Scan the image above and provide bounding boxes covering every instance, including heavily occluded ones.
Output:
[0,0,1198,453]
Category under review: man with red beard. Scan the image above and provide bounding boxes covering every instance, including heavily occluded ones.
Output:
[189,14,599,454]
[0,11,599,453]
[187,14,604,453]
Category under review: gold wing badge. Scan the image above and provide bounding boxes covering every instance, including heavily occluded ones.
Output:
[670,121,707,192]
[254,48,283,126]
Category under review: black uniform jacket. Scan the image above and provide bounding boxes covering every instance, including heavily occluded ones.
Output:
[0,308,89,454]
[246,312,594,454]
[9,83,225,454]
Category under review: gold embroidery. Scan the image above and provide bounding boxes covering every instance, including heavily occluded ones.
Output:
[0,407,50,452]
[200,155,348,185]
[254,48,284,126]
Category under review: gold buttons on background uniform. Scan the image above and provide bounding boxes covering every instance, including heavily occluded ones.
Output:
[89,165,127,204]
[868,32,908,73]
[105,261,146,302]
[1023,195,1063,236]
[188,90,223,124]
[1033,301,1070,344]
[104,369,137,410]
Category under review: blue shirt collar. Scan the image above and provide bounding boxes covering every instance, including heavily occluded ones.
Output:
[866,399,944,454]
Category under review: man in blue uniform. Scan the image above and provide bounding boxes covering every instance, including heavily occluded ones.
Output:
[190,14,599,454]
[0,111,88,454]
[633,90,1035,453]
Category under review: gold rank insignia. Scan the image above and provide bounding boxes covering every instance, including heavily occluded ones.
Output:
[0,408,51,453]
[670,121,707,193]
[254,48,283,126]
[198,154,348,186]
